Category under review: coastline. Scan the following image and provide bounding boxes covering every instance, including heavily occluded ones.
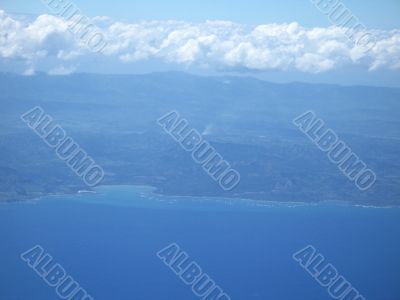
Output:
[2,184,398,209]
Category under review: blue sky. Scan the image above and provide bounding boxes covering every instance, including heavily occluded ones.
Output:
[2,0,400,28]
[1,0,399,86]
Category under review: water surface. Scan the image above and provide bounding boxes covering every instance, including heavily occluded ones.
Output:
[1,185,399,300]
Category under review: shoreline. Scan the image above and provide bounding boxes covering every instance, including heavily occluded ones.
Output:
[2,184,398,209]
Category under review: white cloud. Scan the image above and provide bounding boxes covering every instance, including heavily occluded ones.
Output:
[22,65,35,76]
[1,10,400,74]
[48,65,77,75]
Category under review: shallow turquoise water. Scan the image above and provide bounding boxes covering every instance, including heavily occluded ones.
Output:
[1,185,399,300]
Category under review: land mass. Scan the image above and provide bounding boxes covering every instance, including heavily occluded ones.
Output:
[1,72,400,206]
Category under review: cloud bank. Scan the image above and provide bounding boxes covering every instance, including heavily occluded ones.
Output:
[1,10,399,74]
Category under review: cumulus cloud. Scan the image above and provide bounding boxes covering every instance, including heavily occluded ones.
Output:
[1,9,399,73]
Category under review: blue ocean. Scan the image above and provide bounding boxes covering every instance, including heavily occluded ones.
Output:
[1,185,399,300]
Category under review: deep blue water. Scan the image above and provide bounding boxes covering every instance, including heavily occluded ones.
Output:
[1,185,400,300]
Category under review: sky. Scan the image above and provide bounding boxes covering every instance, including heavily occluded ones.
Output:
[1,0,399,86]
[2,0,400,28]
